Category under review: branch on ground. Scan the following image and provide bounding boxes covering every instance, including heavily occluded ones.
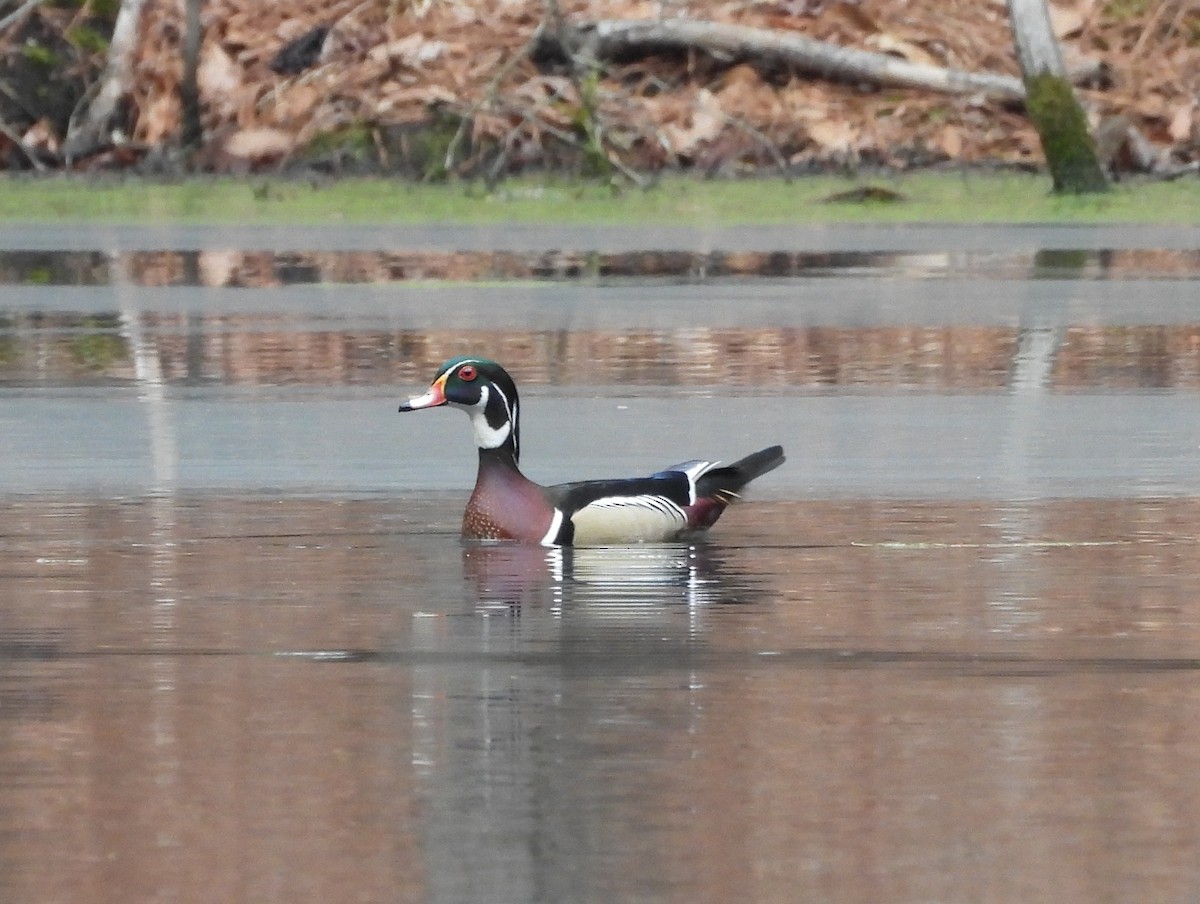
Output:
[535,18,1106,105]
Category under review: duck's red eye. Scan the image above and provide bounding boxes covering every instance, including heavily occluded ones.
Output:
[458,365,477,381]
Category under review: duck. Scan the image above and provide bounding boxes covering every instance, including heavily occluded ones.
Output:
[398,356,785,546]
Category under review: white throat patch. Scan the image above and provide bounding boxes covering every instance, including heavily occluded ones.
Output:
[456,385,513,450]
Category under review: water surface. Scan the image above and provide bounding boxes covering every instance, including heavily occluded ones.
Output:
[3,224,1200,903]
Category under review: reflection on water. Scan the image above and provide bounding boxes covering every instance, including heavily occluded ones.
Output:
[3,495,1200,903]
[463,541,749,615]
[9,316,1200,391]
[3,243,1200,392]
[4,247,1200,287]
[5,227,1200,902]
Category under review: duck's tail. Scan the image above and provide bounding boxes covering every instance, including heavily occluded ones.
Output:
[695,444,786,505]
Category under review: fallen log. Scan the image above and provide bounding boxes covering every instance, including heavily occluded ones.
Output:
[537,18,1031,102]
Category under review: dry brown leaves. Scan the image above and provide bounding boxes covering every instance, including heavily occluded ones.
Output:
[126,0,1199,172]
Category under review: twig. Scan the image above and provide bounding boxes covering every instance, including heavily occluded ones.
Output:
[484,94,646,187]
[1130,0,1174,59]
[441,20,544,176]
[0,116,45,169]
[541,0,647,187]
[484,111,532,189]
[0,0,43,36]
[717,111,792,181]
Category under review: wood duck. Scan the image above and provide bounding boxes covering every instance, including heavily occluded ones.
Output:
[399,356,785,546]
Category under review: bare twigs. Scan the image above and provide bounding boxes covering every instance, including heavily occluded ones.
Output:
[444,1,651,186]
[441,23,543,177]
[534,0,647,186]
[0,115,46,169]
[0,0,43,37]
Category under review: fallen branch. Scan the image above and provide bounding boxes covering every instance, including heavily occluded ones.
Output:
[539,18,1029,102]
[1149,161,1200,182]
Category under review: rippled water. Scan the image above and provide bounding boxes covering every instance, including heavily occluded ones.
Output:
[4,223,1200,903]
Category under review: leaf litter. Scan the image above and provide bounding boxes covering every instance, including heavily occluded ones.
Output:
[7,0,1200,175]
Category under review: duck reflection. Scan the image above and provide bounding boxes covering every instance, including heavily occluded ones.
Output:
[461,541,754,617]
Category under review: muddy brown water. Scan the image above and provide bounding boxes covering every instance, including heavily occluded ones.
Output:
[3,224,1200,903]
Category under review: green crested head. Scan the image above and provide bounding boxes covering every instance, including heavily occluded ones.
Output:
[436,355,501,378]
[402,356,520,458]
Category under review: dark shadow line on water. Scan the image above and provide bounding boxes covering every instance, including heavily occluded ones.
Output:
[188,529,465,542]
[19,646,1200,676]
[0,530,459,548]
[0,636,67,660]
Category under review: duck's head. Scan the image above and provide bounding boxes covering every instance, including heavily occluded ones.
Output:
[399,356,520,457]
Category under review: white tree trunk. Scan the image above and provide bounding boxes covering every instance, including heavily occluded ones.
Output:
[1007,0,1067,77]
[63,0,149,162]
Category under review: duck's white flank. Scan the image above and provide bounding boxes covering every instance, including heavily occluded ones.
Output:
[568,495,689,545]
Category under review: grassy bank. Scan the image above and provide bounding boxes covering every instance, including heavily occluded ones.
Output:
[2,172,1198,225]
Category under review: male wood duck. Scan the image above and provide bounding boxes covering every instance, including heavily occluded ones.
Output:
[399,356,785,546]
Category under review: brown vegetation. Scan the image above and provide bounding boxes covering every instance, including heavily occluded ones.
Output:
[1,0,1197,176]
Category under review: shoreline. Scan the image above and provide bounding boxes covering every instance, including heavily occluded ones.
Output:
[0,171,1198,226]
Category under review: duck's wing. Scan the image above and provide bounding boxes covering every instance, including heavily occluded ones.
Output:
[540,448,784,546]
[544,463,716,546]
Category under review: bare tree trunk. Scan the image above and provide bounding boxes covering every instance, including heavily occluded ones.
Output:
[1007,0,1108,193]
[179,0,203,151]
[63,0,148,163]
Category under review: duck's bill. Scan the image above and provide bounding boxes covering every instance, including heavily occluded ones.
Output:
[398,381,447,412]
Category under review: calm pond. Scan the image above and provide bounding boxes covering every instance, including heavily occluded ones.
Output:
[3,223,1200,903]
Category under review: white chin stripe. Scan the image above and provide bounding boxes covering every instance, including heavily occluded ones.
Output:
[458,385,512,449]
[470,411,511,449]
